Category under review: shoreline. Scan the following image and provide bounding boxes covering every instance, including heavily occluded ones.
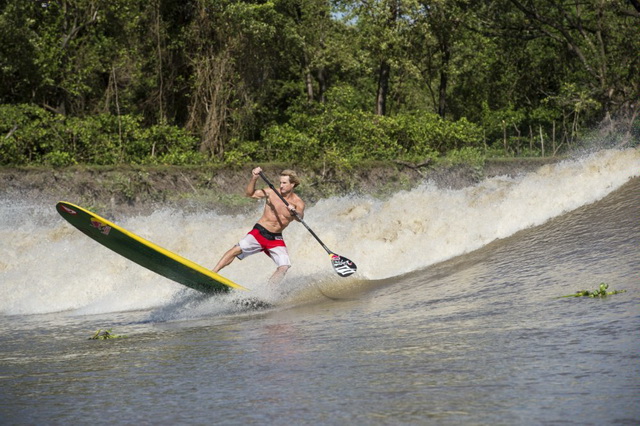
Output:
[0,158,561,216]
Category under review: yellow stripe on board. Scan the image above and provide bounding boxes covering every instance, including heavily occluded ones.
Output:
[60,201,247,291]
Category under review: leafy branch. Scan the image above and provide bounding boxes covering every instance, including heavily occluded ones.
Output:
[560,283,626,298]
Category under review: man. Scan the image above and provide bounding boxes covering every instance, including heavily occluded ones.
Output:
[213,166,305,286]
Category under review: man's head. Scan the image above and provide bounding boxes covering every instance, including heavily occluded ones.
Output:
[280,169,300,188]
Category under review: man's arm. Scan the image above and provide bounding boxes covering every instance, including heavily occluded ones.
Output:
[289,197,305,221]
[245,167,266,198]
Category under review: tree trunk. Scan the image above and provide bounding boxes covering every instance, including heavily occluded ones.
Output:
[305,69,314,102]
[437,16,452,119]
[437,74,448,118]
[317,67,327,103]
[376,60,391,116]
[187,50,233,159]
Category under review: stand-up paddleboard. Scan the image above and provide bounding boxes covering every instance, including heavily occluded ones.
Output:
[56,201,247,294]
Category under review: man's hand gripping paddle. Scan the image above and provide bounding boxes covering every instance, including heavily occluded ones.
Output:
[258,172,357,277]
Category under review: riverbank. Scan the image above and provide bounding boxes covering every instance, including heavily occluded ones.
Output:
[1,158,561,216]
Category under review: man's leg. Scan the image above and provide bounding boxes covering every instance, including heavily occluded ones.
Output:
[213,245,242,273]
[268,265,290,286]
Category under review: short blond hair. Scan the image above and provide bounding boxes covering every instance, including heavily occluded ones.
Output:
[280,169,300,187]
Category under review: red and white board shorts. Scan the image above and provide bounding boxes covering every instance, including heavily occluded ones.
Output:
[237,224,291,267]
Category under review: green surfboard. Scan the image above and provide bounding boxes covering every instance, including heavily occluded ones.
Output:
[56,201,247,294]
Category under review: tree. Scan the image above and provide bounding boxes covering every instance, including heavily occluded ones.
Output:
[412,0,471,118]
[337,0,420,115]
[501,0,640,120]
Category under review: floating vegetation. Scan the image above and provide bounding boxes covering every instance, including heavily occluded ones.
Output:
[560,283,626,298]
[89,329,126,340]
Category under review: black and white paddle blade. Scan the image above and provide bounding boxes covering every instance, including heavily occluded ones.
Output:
[330,254,357,277]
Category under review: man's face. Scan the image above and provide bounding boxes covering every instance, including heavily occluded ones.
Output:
[279,176,294,195]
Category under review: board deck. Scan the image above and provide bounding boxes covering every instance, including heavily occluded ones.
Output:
[56,201,247,294]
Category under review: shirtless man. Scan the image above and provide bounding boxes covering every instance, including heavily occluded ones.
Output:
[213,167,305,286]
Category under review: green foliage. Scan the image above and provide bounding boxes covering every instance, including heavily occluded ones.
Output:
[1,0,638,166]
[252,92,482,169]
[440,147,485,168]
[0,104,199,166]
[560,283,626,299]
[261,123,322,163]
[479,101,570,156]
[157,150,208,166]
[134,123,201,165]
[397,113,483,153]
[42,150,76,167]
[259,105,401,168]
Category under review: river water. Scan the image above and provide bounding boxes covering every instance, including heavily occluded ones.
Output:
[1,148,639,425]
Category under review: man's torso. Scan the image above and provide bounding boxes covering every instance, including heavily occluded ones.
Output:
[257,188,301,233]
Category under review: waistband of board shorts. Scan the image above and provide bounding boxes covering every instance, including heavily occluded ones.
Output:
[252,223,283,241]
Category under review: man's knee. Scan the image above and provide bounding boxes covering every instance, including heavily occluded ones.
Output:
[277,265,290,272]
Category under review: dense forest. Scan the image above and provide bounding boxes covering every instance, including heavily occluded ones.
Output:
[1,0,638,167]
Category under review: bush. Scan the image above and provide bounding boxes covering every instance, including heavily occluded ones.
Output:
[261,123,322,163]
[257,107,481,168]
[0,101,493,168]
[65,114,133,164]
[42,151,76,167]
[133,123,200,165]
[0,104,202,166]
[0,104,65,164]
[440,146,486,168]
[393,112,482,156]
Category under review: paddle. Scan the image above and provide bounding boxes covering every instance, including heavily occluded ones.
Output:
[258,171,357,277]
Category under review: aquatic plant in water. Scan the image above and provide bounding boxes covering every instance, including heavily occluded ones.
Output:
[89,329,126,340]
[561,282,626,298]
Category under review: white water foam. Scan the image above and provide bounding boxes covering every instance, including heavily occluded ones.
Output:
[1,148,638,316]
[290,148,640,281]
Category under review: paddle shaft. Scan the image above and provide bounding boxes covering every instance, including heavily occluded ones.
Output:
[258,172,333,255]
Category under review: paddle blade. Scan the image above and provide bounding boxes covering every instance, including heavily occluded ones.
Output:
[330,254,357,277]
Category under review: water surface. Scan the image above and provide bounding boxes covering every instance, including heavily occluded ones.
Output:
[1,149,639,424]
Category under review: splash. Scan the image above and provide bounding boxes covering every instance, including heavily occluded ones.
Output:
[334,148,639,279]
[0,148,638,316]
